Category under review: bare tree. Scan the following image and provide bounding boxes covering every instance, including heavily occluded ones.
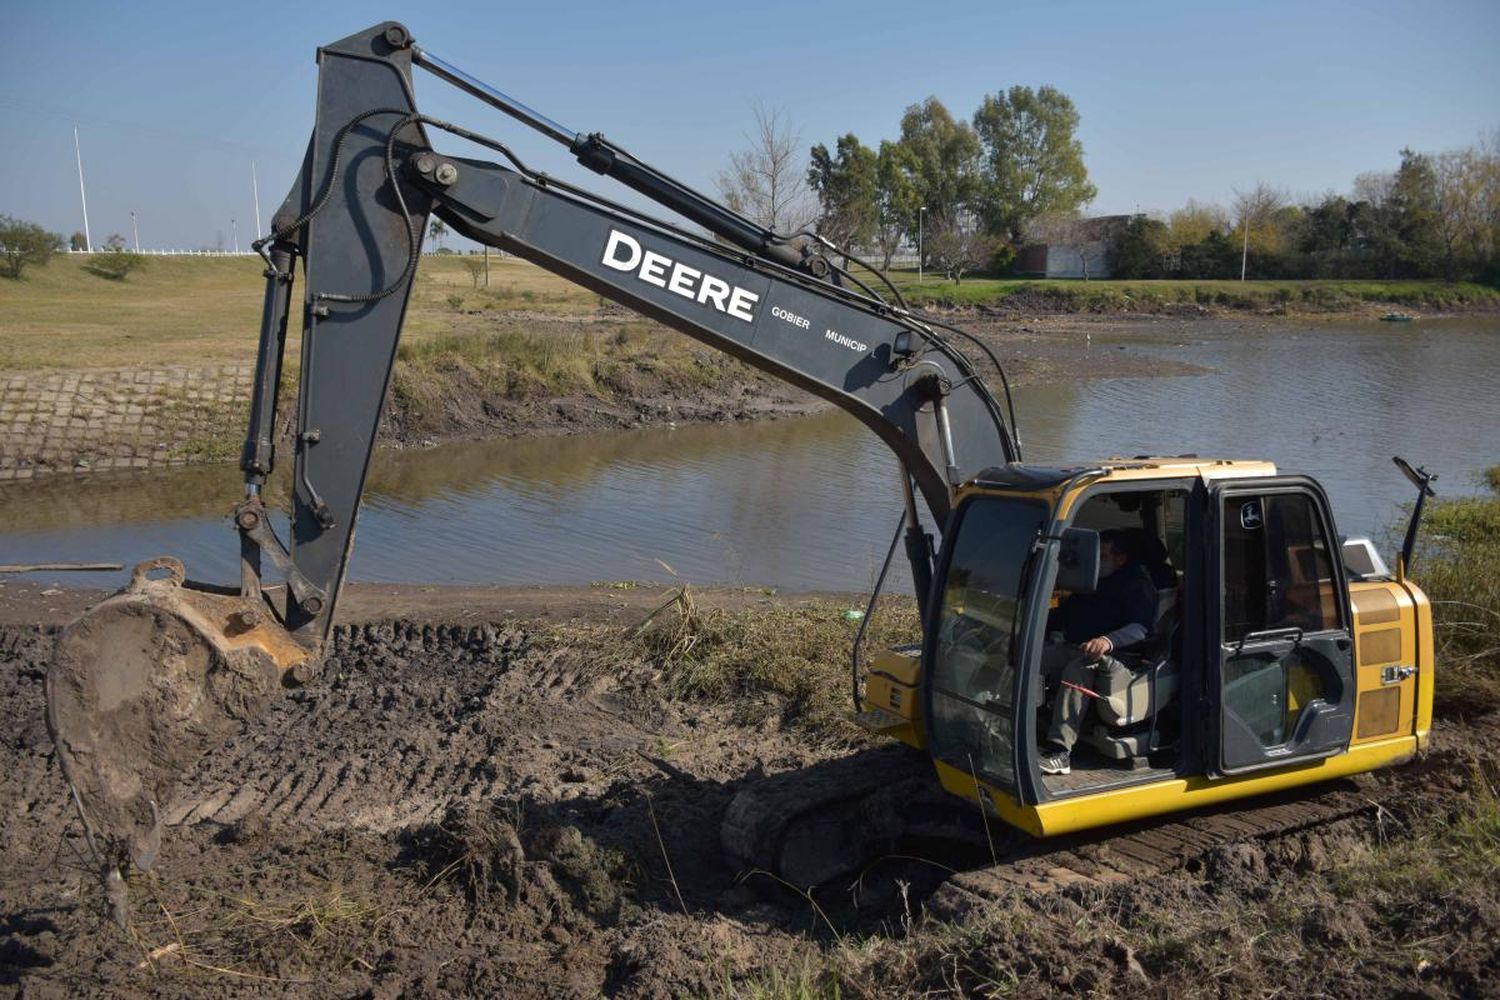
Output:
[925,212,997,284]
[1232,183,1287,280]
[1433,145,1500,278]
[1027,212,1101,280]
[716,103,816,234]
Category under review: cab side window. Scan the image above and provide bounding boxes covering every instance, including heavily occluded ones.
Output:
[1224,493,1340,642]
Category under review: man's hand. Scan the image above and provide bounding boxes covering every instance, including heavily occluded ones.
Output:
[1080,636,1113,663]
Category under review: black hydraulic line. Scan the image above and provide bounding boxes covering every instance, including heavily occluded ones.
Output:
[852,508,909,715]
[914,313,1023,459]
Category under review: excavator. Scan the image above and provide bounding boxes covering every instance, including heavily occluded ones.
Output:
[44,22,1437,898]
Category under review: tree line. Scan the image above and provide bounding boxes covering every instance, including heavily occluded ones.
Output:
[1110,142,1500,283]
[717,81,1498,285]
[794,87,1097,281]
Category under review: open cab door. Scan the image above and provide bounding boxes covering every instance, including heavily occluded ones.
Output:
[1210,478,1356,775]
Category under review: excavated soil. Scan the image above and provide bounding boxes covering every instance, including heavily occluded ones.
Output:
[2,599,1498,998]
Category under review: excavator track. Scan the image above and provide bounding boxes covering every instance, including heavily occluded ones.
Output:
[722,744,1405,916]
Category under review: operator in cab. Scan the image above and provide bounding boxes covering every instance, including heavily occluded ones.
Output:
[1038,529,1158,776]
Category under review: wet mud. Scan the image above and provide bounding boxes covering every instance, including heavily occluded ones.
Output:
[2,603,1497,998]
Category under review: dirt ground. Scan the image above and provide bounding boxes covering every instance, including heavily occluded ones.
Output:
[2,584,1498,999]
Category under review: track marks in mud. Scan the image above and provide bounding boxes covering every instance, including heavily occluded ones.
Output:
[151,621,688,838]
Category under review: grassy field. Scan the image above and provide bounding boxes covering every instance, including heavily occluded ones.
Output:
[851,268,1500,313]
[3,254,1495,370]
[0,252,600,370]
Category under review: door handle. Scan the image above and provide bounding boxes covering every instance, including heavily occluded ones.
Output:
[1381,665,1415,685]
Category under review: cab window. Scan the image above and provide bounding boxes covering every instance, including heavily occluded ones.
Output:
[928,497,1048,790]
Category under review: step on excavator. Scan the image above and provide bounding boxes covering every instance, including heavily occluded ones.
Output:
[44,23,1438,904]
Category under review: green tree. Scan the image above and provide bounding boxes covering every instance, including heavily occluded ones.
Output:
[895,98,982,235]
[873,140,920,269]
[1389,148,1443,277]
[972,85,1096,243]
[84,234,147,280]
[807,133,879,261]
[1299,194,1356,254]
[0,215,61,279]
[428,218,448,250]
[1107,215,1171,279]
[68,231,88,252]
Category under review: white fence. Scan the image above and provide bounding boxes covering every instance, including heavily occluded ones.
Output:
[63,248,258,257]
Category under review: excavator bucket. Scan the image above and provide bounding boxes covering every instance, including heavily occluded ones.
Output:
[45,557,312,874]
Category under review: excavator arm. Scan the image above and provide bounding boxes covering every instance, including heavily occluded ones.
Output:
[247,22,1018,639]
[45,21,1020,885]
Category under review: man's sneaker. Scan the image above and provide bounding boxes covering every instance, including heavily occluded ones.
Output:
[1039,748,1071,775]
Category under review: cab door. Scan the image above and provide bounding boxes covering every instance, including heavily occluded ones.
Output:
[1211,478,1355,775]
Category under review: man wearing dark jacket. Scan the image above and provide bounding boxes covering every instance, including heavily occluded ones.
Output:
[1039,528,1159,775]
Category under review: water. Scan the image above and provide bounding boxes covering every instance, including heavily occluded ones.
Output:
[3,317,1496,594]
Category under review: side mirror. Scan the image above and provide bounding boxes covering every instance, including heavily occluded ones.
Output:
[1056,527,1100,594]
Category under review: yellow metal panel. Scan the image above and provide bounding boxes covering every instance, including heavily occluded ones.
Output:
[1352,587,1402,625]
[1025,738,1417,837]
[933,739,1416,838]
[864,674,919,720]
[1403,580,1435,746]
[1349,580,1419,748]
[1356,688,1402,738]
[855,708,925,749]
[1358,627,1404,666]
[931,759,1041,836]
[869,645,921,686]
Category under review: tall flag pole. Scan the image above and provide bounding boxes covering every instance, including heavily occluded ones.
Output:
[74,127,92,252]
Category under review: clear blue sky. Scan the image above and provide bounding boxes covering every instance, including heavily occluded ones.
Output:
[3,0,1496,249]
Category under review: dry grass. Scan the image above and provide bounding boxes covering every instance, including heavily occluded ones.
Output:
[0,255,267,368]
[0,253,599,370]
[628,589,922,736]
[125,838,404,985]
[1420,466,1500,712]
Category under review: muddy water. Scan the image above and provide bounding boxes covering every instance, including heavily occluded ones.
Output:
[2,317,1496,593]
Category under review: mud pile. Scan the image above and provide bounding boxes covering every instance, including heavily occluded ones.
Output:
[2,611,1497,998]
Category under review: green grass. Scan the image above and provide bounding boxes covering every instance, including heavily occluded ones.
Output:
[846,270,1500,314]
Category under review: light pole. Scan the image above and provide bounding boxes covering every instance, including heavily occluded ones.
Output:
[131,211,140,252]
[232,218,239,254]
[251,162,263,239]
[918,206,927,285]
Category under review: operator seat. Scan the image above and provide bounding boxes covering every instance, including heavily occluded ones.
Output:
[1083,594,1181,764]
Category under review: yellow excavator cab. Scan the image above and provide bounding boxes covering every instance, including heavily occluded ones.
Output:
[859,458,1433,838]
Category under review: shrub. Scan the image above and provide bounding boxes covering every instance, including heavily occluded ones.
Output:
[0,215,61,279]
[84,234,148,280]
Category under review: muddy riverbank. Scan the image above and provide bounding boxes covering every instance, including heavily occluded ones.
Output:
[1,310,1211,481]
